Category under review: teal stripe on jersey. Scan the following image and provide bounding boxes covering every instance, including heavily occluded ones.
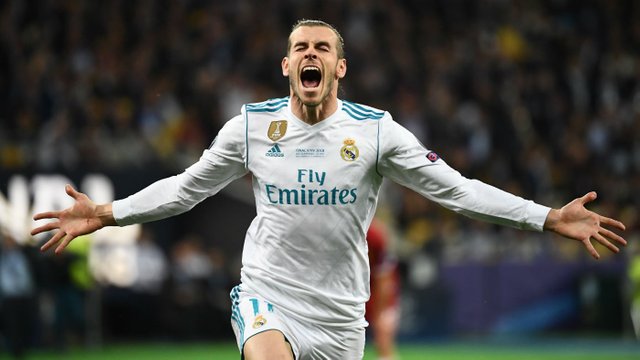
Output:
[267,303,274,312]
[343,100,384,118]
[250,97,288,108]
[230,287,243,324]
[342,101,384,120]
[244,109,250,167]
[246,103,288,112]
[376,118,382,177]
[250,298,260,315]
[343,100,384,115]
[342,106,369,120]
[246,97,288,112]
[230,286,245,343]
[342,105,384,120]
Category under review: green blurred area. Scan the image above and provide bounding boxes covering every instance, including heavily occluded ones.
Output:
[22,340,640,360]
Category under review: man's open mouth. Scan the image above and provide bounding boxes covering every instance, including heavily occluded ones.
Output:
[301,66,322,88]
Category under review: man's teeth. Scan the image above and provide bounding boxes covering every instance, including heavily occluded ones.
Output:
[301,66,321,88]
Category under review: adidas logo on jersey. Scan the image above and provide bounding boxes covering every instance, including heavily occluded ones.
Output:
[265,143,284,157]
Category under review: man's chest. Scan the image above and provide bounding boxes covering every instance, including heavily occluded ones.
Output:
[246,117,379,189]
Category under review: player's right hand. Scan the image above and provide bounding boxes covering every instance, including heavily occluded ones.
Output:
[31,184,105,254]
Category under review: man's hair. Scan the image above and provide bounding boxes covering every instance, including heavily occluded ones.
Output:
[288,19,345,59]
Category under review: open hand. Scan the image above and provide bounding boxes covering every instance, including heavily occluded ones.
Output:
[31,184,112,254]
[545,192,627,259]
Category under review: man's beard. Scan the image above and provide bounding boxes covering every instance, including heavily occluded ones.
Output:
[290,74,334,107]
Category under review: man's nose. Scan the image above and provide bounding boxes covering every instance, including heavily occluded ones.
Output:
[304,52,317,60]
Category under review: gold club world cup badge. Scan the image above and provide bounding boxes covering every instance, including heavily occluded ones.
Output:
[267,120,287,141]
[340,138,359,161]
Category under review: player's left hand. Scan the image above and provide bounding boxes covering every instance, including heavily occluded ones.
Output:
[544,191,627,259]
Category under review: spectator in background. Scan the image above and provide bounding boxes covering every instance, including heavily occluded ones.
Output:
[168,234,214,340]
[0,231,36,359]
[39,235,91,350]
[132,227,168,295]
[366,218,401,360]
[35,109,79,171]
[129,227,168,339]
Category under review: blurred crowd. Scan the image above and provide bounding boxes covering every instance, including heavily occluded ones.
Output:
[2,0,640,355]
[2,0,640,218]
[1,0,638,248]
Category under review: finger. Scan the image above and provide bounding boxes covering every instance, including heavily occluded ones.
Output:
[598,227,627,246]
[582,238,600,260]
[33,211,61,221]
[55,233,75,254]
[65,184,82,200]
[579,191,597,205]
[599,216,626,231]
[31,221,61,236]
[592,233,619,254]
[40,230,66,252]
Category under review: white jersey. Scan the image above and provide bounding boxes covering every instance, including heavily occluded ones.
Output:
[112,97,550,327]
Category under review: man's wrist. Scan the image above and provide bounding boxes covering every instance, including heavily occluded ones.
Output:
[96,203,116,227]
[543,208,560,232]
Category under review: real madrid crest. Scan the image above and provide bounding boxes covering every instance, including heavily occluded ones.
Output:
[340,138,359,161]
[267,120,287,141]
[252,314,267,329]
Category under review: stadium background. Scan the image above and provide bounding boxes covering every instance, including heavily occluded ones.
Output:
[1,0,639,358]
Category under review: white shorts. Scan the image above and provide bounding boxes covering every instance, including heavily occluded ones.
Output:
[230,285,366,360]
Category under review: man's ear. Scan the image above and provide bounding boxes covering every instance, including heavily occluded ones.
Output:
[282,57,290,77]
[336,58,347,79]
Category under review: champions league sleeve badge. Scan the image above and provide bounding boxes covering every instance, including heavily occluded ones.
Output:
[340,138,359,161]
[426,151,440,162]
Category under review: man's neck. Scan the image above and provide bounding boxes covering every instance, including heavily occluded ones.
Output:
[290,95,338,125]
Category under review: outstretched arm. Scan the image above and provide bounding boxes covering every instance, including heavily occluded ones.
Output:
[544,191,627,259]
[31,184,116,254]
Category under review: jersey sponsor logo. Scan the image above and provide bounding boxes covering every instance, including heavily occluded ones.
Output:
[267,120,288,141]
[340,138,359,162]
[265,184,357,205]
[264,169,358,205]
[252,314,267,329]
[426,151,440,162]
[266,143,284,157]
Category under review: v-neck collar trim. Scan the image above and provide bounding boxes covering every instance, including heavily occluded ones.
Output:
[286,99,343,132]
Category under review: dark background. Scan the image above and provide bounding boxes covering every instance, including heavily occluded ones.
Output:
[1,0,639,354]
